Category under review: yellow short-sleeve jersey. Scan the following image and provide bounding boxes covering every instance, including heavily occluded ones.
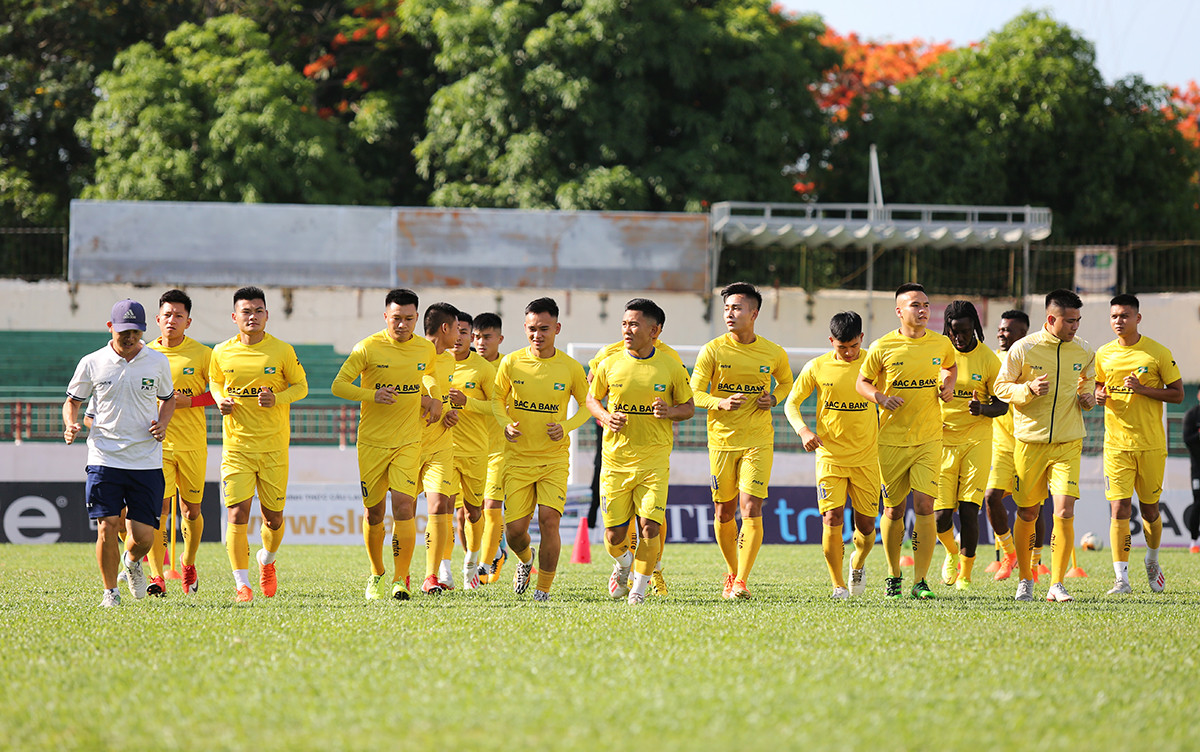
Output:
[991,347,1016,454]
[147,335,212,452]
[209,333,307,453]
[493,347,589,467]
[451,351,497,459]
[330,330,436,448]
[785,350,878,468]
[940,342,1001,446]
[422,349,457,455]
[689,333,793,451]
[589,347,694,471]
[588,339,683,373]
[1095,335,1181,451]
[859,329,956,446]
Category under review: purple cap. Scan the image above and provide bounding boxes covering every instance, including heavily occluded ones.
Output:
[110,299,147,332]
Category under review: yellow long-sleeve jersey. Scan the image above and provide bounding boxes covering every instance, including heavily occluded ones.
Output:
[993,326,1095,444]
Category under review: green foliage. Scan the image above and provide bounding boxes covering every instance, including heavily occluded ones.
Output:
[821,11,1200,240]
[2,543,1198,750]
[412,0,838,211]
[79,15,374,205]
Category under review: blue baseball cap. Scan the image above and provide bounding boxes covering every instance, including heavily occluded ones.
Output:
[111,299,147,332]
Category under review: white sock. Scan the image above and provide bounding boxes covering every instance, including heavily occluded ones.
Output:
[105,587,119,596]
[1145,548,1159,563]
[233,569,251,589]
[257,548,276,566]
[1114,561,1129,580]
[614,550,633,568]
[466,550,480,568]
[439,559,452,582]
[630,572,651,597]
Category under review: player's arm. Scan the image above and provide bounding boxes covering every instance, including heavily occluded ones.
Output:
[1075,354,1096,410]
[62,397,85,444]
[210,350,236,415]
[760,353,793,410]
[63,359,93,443]
[331,347,378,402]
[558,370,593,435]
[461,371,496,415]
[688,345,722,411]
[1124,370,1184,404]
[152,389,176,442]
[176,390,215,409]
[784,368,820,450]
[271,350,308,406]
[856,351,902,411]
[993,346,1039,405]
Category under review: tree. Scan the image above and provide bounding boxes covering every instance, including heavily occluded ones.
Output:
[79,14,374,205]
[0,0,200,225]
[409,0,838,212]
[819,11,1200,240]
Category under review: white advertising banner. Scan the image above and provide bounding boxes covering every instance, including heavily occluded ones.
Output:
[1074,245,1119,295]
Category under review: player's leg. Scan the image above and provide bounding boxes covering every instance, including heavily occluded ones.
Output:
[121,468,164,601]
[177,448,206,594]
[953,441,988,589]
[1136,450,1167,592]
[480,452,507,583]
[381,443,420,598]
[225,496,254,601]
[420,449,457,592]
[934,446,961,588]
[86,466,128,603]
[877,445,911,598]
[254,452,289,597]
[438,495,458,588]
[601,468,636,599]
[389,491,417,600]
[710,449,741,594]
[907,442,941,599]
[1045,442,1081,602]
[816,466,849,595]
[956,502,980,587]
[628,515,662,606]
[1104,447,1134,592]
[530,467,570,601]
[985,487,1018,580]
[846,463,879,598]
[1011,441,1046,600]
[147,493,171,595]
[503,468,537,594]
[730,446,772,598]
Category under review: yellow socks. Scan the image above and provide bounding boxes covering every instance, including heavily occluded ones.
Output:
[536,569,556,593]
[1111,517,1131,562]
[734,517,763,583]
[604,528,634,567]
[851,528,874,571]
[391,517,416,584]
[181,514,203,567]
[911,513,936,583]
[149,513,169,578]
[881,514,904,578]
[513,543,533,565]
[1050,515,1074,585]
[633,534,660,577]
[657,520,667,566]
[995,530,1015,555]
[481,508,504,566]
[465,513,483,557]
[260,522,283,563]
[936,526,960,557]
[226,522,249,571]
[714,518,738,575]
[363,517,386,577]
[960,555,975,582]
[823,523,846,588]
[1144,514,1162,551]
[1013,516,1036,581]
[425,513,452,577]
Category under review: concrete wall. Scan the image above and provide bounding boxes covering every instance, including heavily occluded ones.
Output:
[3,279,1198,376]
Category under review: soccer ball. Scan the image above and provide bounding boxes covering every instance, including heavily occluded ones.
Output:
[1080,532,1103,551]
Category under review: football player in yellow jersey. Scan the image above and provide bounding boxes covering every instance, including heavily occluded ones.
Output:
[586,299,694,605]
[209,287,307,603]
[785,311,879,599]
[418,302,462,594]
[690,282,793,600]
[1094,294,1183,595]
[331,288,441,601]
[146,290,214,596]
[492,297,591,601]
[448,309,498,590]
[856,283,957,600]
[935,301,1005,591]
[994,289,1096,603]
[471,312,509,584]
[587,329,685,596]
[983,310,1035,582]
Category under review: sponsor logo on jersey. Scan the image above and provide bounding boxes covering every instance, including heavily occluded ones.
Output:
[891,378,938,389]
[183,367,194,375]
[653,384,666,392]
[932,358,942,365]
[417,363,425,371]
[553,382,565,391]
[716,383,766,394]
[971,373,982,381]
[264,366,276,374]
[823,400,870,411]
[466,381,477,388]
[1136,366,1148,374]
[513,399,558,414]
[759,365,771,373]
[141,378,155,390]
[1073,363,1082,371]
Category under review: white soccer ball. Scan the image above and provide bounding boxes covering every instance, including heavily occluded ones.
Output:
[1080,531,1103,551]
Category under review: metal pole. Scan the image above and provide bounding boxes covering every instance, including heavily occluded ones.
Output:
[1022,238,1030,310]
[866,243,875,342]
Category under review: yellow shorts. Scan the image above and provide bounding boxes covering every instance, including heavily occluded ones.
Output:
[709,446,773,503]
[1013,439,1082,508]
[454,454,487,509]
[221,449,288,511]
[504,462,567,522]
[815,458,880,517]
[484,452,505,501]
[418,448,459,499]
[878,442,941,508]
[1103,448,1166,504]
[358,442,420,508]
[936,440,991,511]
[987,447,1016,494]
[163,447,206,505]
[600,466,669,527]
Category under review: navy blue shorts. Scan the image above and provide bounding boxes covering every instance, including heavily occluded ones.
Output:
[85,465,164,528]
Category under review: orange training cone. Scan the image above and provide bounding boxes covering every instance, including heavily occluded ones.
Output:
[570,517,592,564]
[899,555,914,567]
[1065,546,1087,578]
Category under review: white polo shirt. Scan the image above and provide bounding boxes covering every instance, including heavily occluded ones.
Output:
[67,342,174,470]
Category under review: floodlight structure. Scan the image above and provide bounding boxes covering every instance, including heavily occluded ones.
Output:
[710,145,1052,337]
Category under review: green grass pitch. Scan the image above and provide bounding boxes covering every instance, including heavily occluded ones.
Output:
[2,543,1197,751]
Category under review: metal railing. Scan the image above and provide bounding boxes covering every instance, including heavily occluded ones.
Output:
[0,227,67,279]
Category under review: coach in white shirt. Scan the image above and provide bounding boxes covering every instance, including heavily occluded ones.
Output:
[64,299,175,607]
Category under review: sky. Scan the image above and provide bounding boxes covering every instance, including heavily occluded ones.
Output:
[781,0,1199,88]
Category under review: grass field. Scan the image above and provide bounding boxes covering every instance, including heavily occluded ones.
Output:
[2,542,1197,751]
